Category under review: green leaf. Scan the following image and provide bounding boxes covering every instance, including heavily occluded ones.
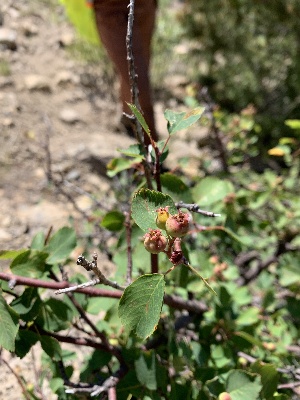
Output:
[10,287,42,321]
[86,297,116,315]
[131,189,177,232]
[31,232,46,250]
[164,107,205,135]
[128,103,151,138]
[59,0,99,45]
[161,173,193,203]
[234,331,263,348]
[118,274,165,340]
[236,307,260,327]
[251,361,278,399]
[10,250,48,278]
[118,143,145,157]
[101,211,125,232]
[107,157,143,177]
[0,291,19,351]
[135,351,157,390]
[15,330,39,358]
[279,264,300,287]
[45,227,77,265]
[36,299,74,332]
[226,370,262,400]
[40,335,62,361]
[0,249,27,259]
[192,177,234,206]
[285,119,300,131]
[49,377,65,394]
[273,395,289,400]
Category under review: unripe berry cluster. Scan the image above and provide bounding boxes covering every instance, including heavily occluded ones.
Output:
[143,208,192,255]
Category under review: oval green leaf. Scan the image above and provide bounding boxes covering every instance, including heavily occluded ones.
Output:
[226,370,262,400]
[0,291,19,352]
[192,177,234,206]
[101,211,125,232]
[45,227,77,265]
[118,274,165,340]
[164,107,205,135]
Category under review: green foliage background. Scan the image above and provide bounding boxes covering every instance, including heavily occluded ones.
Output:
[180,0,300,136]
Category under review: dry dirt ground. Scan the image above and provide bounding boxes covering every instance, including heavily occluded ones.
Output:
[0,0,209,398]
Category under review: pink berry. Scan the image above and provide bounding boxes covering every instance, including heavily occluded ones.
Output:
[143,229,167,254]
[218,393,232,400]
[165,211,192,238]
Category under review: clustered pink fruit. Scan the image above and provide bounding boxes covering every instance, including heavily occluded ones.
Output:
[143,229,167,254]
[143,209,192,256]
[165,211,192,238]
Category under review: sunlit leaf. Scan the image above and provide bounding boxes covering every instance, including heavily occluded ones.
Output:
[118,274,165,340]
[164,107,205,135]
[45,227,77,265]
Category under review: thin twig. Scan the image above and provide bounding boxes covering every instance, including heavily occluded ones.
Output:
[124,211,133,284]
[0,272,123,298]
[176,201,221,217]
[76,253,126,291]
[0,355,32,400]
[126,0,143,144]
[55,278,102,294]
[65,365,128,397]
[278,381,300,390]
[126,0,154,191]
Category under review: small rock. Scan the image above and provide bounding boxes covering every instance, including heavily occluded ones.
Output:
[59,32,75,47]
[55,70,79,87]
[0,28,17,50]
[2,118,14,127]
[76,195,94,211]
[59,108,81,124]
[0,77,14,88]
[65,169,81,181]
[21,21,38,37]
[24,75,52,92]
[0,228,13,241]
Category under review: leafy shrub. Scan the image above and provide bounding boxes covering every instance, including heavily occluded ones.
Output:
[1,107,299,399]
[179,0,300,139]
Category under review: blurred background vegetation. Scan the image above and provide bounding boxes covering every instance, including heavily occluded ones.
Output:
[179,0,300,142]
[61,0,300,147]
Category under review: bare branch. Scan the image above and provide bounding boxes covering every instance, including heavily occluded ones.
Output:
[0,272,123,298]
[0,272,208,314]
[124,211,133,284]
[126,0,143,144]
[65,365,128,397]
[176,201,221,217]
[75,253,126,291]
